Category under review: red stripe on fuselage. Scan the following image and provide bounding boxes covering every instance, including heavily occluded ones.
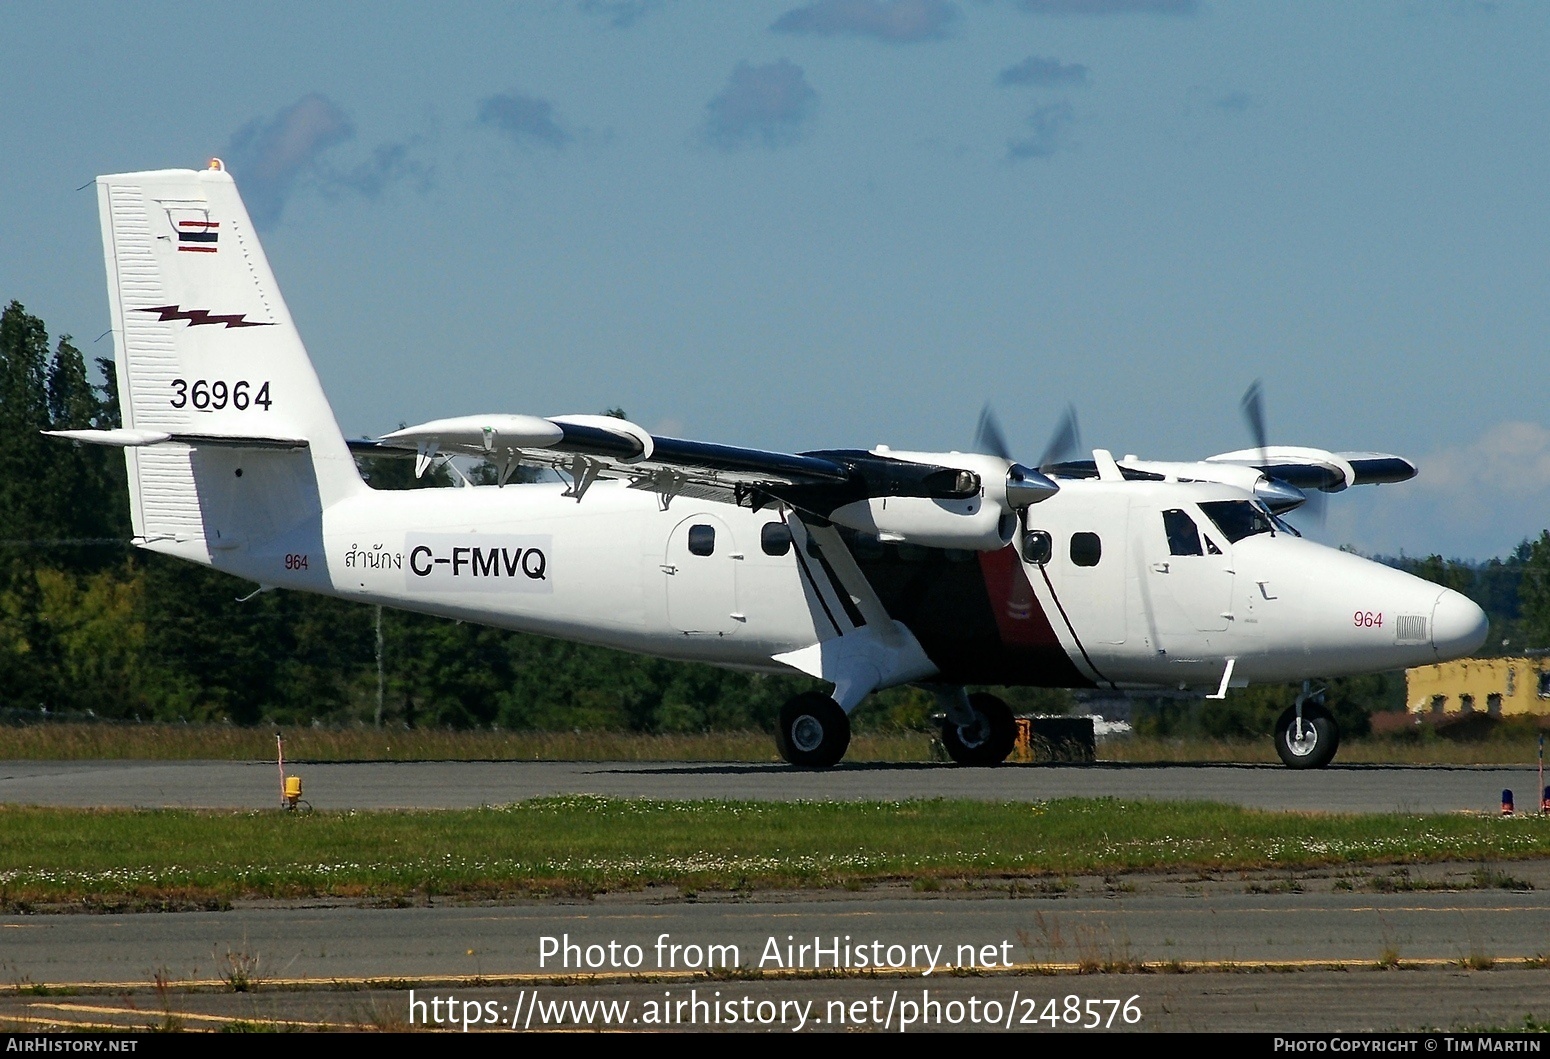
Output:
[977,545,1064,649]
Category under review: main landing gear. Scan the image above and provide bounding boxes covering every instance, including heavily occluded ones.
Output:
[774,687,1021,768]
[1274,682,1340,769]
[940,691,1018,766]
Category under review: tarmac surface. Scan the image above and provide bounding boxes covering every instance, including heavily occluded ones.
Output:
[1,758,1545,813]
[4,759,1549,1032]
[2,863,1548,1032]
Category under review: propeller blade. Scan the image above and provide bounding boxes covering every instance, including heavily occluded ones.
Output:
[1296,486,1328,531]
[1038,404,1082,471]
[975,405,1012,461]
[1241,379,1268,464]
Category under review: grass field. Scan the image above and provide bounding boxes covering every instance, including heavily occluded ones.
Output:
[0,723,1545,766]
[1,797,1547,908]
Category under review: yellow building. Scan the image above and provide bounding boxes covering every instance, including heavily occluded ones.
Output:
[1406,656,1550,718]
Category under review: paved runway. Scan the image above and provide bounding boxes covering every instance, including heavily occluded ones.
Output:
[7,865,1550,982]
[4,863,1549,1032]
[5,759,1550,1031]
[0,758,1543,813]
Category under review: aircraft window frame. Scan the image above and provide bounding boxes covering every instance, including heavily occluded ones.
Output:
[1161,509,1203,556]
[686,524,716,557]
[1197,500,1274,544]
[1023,529,1053,565]
[760,522,792,557]
[1070,532,1102,568]
[1205,536,1223,555]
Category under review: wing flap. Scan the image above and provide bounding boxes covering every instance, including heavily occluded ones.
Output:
[359,412,977,512]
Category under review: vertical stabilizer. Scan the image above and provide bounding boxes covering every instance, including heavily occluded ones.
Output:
[95,163,362,554]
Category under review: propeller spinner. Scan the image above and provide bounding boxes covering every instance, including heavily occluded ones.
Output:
[974,405,1059,509]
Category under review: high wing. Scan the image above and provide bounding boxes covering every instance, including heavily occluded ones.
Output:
[1039,446,1416,514]
[348,413,1058,532]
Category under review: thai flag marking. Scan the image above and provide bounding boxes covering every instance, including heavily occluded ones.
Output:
[177,220,219,252]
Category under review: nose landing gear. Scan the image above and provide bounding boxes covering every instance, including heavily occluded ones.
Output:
[775,691,851,767]
[1274,682,1339,769]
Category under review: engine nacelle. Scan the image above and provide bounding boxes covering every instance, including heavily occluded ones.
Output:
[830,494,1014,551]
[828,449,1039,551]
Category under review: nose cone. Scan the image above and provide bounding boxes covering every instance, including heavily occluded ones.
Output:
[1431,589,1488,660]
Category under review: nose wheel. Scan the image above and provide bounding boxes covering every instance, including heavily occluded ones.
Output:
[775,692,851,768]
[1274,686,1339,769]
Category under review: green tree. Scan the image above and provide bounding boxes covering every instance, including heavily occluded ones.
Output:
[0,302,54,540]
[1518,531,1550,651]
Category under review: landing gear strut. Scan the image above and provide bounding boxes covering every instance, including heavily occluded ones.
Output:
[775,692,851,768]
[1274,682,1339,769]
[941,692,1019,766]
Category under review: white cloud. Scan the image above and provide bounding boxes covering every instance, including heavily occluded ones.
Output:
[1323,421,1550,560]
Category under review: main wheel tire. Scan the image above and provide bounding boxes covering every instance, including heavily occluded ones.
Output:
[941,692,1018,766]
[1274,702,1340,769]
[775,692,851,768]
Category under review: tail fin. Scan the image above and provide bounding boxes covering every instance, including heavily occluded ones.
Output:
[94,162,362,556]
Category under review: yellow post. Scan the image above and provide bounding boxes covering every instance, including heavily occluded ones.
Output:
[1013,718,1032,763]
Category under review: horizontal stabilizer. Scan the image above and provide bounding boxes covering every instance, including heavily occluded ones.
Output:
[45,429,308,450]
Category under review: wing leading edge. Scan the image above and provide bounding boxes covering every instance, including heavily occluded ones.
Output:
[349,412,990,514]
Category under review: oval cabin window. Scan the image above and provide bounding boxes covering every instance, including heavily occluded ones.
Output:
[1070,532,1102,567]
[687,524,716,556]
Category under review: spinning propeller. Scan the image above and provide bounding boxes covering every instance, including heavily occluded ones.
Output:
[973,405,1060,510]
[976,403,1083,471]
[1239,379,1325,527]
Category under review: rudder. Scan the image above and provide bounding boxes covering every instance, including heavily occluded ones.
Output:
[94,162,362,555]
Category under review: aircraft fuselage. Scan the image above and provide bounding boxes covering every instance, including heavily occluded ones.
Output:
[152,472,1484,698]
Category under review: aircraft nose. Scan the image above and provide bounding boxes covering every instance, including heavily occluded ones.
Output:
[1431,589,1488,660]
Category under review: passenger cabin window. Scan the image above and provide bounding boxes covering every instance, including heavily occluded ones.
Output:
[1070,532,1102,567]
[760,523,792,556]
[1023,529,1052,565]
[1162,509,1203,556]
[1197,500,1274,544]
[687,524,715,556]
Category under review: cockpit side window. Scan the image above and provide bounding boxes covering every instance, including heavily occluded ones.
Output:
[1197,500,1274,544]
[1162,509,1203,556]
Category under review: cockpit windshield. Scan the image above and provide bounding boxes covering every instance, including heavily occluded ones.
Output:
[1197,500,1275,544]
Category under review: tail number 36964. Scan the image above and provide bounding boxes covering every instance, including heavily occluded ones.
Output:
[170,379,272,411]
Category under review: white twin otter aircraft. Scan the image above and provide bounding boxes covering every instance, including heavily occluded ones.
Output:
[53,164,1488,770]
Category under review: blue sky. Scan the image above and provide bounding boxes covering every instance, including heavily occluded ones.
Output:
[2,0,1546,560]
